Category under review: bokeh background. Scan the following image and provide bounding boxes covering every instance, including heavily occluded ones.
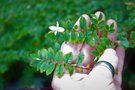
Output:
[0,0,135,90]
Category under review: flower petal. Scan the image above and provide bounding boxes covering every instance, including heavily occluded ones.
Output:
[56,21,59,28]
[54,31,57,35]
[58,27,65,32]
[49,26,57,31]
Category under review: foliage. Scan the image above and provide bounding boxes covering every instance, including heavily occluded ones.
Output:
[0,0,135,89]
[30,14,135,77]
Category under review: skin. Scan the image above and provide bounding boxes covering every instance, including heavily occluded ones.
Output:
[51,11,125,90]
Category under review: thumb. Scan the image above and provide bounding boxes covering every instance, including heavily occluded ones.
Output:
[84,48,118,90]
[98,48,118,69]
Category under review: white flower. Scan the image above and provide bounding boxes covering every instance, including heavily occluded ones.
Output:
[49,21,65,35]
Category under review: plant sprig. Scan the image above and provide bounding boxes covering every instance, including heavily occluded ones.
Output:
[30,14,135,77]
[30,48,85,77]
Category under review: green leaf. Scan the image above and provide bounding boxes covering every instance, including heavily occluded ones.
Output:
[96,45,104,53]
[119,38,131,48]
[102,37,111,45]
[54,42,61,51]
[48,48,55,60]
[30,60,39,67]
[30,54,40,60]
[98,13,103,21]
[78,32,85,43]
[116,33,124,40]
[99,21,105,30]
[108,43,115,48]
[91,14,97,19]
[73,25,78,30]
[71,32,77,44]
[37,50,42,59]
[105,24,109,30]
[64,52,73,63]
[40,49,48,60]
[89,39,95,46]
[91,18,98,24]
[55,51,63,62]
[45,32,55,40]
[89,25,94,31]
[37,61,43,71]
[66,64,74,76]
[109,23,115,33]
[57,33,64,42]
[67,20,73,30]
[100,42,107,49]
[93,31,100,43]
[91,50,99,57]
[46,63,55,75]
[64,32,70,43]
[76,52,84,66]
[85,31,91,44]
[40,62,49,73]
[110,23,114,29]
[102,30,108,37]
[56,64,65,78]
[80,16,87,30]
[131,31,135,40]
[109,29,114,33]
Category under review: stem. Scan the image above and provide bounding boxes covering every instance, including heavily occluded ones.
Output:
[42,60,91,70]
[71,64,91,70]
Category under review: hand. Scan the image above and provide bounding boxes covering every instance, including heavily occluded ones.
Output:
[51,11,125,90]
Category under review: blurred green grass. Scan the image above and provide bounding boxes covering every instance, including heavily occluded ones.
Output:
[0,0,135,90]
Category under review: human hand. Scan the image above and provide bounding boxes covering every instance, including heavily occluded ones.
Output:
[51,11,125,90]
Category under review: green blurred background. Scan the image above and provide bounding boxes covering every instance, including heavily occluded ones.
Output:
[0,0,135,90]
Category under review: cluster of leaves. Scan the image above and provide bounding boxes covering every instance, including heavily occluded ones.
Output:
[30,14,135,77]
[30,48,85,77]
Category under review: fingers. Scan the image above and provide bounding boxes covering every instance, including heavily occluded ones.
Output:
[72,14,93,74]
[79,11,106,73]
[107,19,117,42]
[95,11,117,42]
[84,48,118,90]
[61,14,91,64]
